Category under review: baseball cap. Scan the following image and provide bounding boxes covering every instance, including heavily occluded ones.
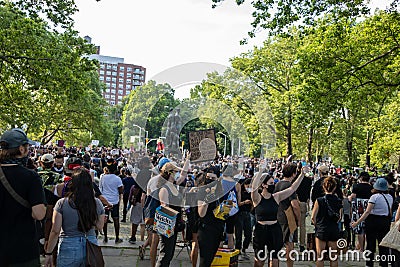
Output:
[161,162,182,173]
[158,157,170,170]
[40,154,54,163]
[0,128,35,148]
[64,156,82,174]
[318,165,329,174]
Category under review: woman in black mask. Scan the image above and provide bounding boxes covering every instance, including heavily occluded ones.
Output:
[197,166,224,267]
[251,162,308,267]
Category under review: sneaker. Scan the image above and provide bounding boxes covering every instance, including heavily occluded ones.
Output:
[115,238,123,244]
[300,245,305,252]
[121,219,126,223]
[128,237,136,244]
[139,245,145,260]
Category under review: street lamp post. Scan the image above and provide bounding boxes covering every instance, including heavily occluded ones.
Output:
[132,124,145,151]
[217,132,227,158]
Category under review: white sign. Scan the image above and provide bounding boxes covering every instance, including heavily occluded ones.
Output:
[91,140,99,146]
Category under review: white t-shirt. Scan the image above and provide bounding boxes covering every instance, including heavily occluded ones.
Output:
[369,193,393,216]
[147,175,161,195]
[100,174,123,205]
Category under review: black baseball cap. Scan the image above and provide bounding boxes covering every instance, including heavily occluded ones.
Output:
[0,128,35,148]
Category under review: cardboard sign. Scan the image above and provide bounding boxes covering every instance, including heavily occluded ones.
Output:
[351,198,369,234]
[154,206,178,238]
[188,129,217,163]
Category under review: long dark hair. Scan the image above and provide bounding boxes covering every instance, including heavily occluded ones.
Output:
[66,167,98,232]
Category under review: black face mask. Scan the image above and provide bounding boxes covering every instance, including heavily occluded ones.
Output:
[267,184,275,194]
[205,178,214,185]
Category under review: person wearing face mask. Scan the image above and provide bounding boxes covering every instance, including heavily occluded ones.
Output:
[156,162,185,267]
[197,166,224,267]
[235,178,253,260]
[0,128,46,267]
[251,162,308,267]
[51,154,65,177]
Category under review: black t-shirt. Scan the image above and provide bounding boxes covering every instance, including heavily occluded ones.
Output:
[297,176,313,202]
[239,187,252,212]
[122,176,137,195]
[352,183,372,199]
[0,165,46,265]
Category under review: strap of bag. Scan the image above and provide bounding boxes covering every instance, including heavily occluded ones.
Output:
[380,193,391,217]
[0,166,30,208]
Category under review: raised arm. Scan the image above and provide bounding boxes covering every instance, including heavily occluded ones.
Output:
[176,152,191,185]
[251,167,267,207]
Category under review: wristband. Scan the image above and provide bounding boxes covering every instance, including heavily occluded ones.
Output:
[45,252,53,256]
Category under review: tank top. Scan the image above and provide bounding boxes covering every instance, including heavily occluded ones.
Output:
[255,195,279,221]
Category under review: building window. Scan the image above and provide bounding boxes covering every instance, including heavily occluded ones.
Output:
[127,73,132,78]
[100,64,105,69]
[100,76,104,81]
[106,65,111,69]
[112,65,117,71]
[111,89,116,94]
[126,85,131,89]
[112,71,117,76]
[140,76,144,80]
[126,90,130,95]
[119,73,124,77]
[99,70,105,75]
[118,78,124,83]
[106,77,111,82]
[106,71,111,75]
[126,79,131,84]
[111,77,116,82]
[105,94,110,99]
[135,68,141,73]
[110,101,115,105]
[119,66,125,71]
[111,83,116,88]
[127,67,132,72]
[118,95,123,100]
[118,84,124,89]
[118,90,123,95]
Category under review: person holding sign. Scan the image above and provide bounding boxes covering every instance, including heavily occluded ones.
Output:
[155,162,185,267]
[251,161,309,267]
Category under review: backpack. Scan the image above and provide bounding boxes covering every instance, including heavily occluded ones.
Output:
[324,196,340,222]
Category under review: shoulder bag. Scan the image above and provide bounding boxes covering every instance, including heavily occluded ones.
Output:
[0,166,30,208]
[77,209,104,267]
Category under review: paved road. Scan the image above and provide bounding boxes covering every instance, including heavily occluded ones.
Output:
[41,214,368,266]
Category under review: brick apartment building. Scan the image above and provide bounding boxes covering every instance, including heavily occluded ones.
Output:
[86,36,146,106]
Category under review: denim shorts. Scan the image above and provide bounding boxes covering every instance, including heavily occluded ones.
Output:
[57,235,98,267]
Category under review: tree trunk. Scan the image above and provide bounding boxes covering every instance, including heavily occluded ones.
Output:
[366,131,371,167]
[307,127,314,163]
[286,107,292,156]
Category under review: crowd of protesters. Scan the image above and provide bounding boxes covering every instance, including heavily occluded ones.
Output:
[2,128,400,267]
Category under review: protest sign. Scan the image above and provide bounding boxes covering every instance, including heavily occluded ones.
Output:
[188,129,217,163]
